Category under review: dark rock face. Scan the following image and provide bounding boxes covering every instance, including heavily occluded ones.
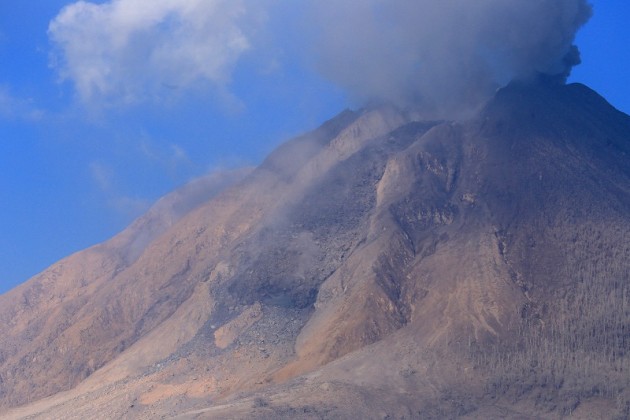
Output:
[1,81,630,418]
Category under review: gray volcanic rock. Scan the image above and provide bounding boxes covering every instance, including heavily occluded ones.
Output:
[2,81,630,419]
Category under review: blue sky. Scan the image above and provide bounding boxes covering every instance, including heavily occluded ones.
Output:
[0,1,628,293]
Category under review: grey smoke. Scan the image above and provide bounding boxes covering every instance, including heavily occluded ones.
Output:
[49,0,593,118]
[305,0,593,117]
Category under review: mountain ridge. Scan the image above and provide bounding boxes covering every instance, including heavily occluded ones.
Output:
[2,81,630,418]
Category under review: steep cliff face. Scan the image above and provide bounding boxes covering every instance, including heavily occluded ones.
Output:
[2,81,630,418]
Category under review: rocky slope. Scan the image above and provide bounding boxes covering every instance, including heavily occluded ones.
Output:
[1,80,630,419]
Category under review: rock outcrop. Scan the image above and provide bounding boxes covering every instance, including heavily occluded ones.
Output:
[2,81,630,418]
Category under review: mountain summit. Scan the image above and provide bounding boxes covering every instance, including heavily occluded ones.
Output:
[2,81,630,418]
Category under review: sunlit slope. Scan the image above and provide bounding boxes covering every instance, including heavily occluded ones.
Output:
[3,81,630,418]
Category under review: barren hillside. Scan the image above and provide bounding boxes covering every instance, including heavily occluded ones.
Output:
[2,80,630,419]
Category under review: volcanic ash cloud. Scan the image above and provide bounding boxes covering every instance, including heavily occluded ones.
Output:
[306,0,593,116]
[49,0,592,118]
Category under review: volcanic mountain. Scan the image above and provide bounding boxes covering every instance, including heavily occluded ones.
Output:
[1,80,630,419]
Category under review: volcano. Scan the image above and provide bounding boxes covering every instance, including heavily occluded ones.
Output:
[2,80,630,419]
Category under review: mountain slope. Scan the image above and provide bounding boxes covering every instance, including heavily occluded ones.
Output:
[2,81,630,419]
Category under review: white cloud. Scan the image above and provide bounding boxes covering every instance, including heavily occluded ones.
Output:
[48,0,260,105]
[0,86,45,121]
[49,0,593,118]
[89,161,115,192]
[138,138,194,176]
[89,161,151,217]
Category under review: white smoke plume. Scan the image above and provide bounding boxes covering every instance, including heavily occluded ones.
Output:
[306,0,593,116]
[49,0,592,116]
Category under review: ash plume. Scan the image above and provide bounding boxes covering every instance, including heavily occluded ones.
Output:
[48,0,593,118]
[305,0,593,117]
